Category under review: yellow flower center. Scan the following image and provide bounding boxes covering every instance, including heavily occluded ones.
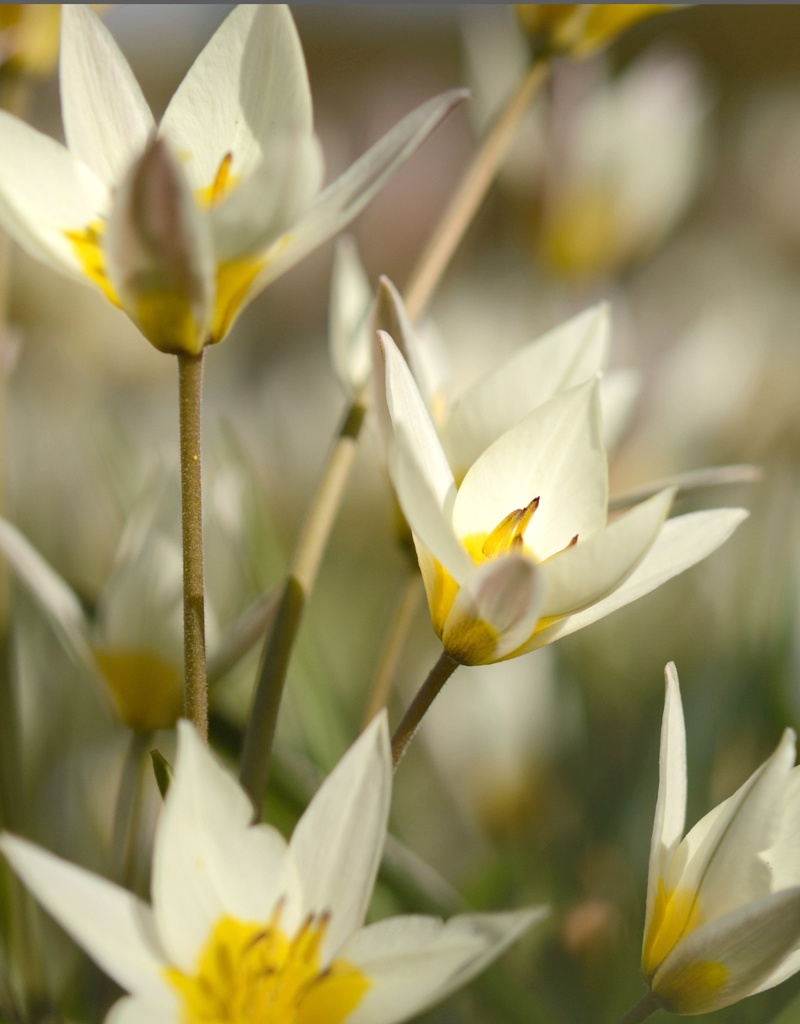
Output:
[93,647,183,734]
[197,153,236,208]
[642,879,704,981]
[166,913,370,1024]
[64,220,120,305]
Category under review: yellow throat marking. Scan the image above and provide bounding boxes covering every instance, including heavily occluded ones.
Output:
[166,912,370,1024]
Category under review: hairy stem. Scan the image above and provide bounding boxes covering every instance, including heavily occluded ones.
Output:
[615,992,661,1024]
[178,351,207,742]
[391,651,459,767]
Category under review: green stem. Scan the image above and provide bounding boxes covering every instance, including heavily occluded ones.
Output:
[615,991,661,1024]
[239,398,366,812]
[403,57,550,322]
[391,650,459,768]
[177,351,207,742]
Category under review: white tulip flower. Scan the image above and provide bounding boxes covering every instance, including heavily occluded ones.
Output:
[1,715,544,1024]
[379,332,747,666]
[638,663,800,1016]
[0,5,465,354]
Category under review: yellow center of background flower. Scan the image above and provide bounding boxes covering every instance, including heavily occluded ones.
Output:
[166,913,370,1024]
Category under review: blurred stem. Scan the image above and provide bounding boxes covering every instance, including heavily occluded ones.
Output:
[178,351,207,742]
[240,56,548,808]
[239,395,367,813]
[111,731,149,890]
[615,992,661,1024]
[391,650,459,767]
[403,57,550,321]
[362,570,421,727]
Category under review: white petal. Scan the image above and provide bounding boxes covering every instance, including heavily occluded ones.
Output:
[441,303,610,474]
[442,554,543,665]
[329,236,373,394]
[677,730,796,923]
[0,517,95,675]
[453,381,607,558]
[289,714,391,963]
[0,111,107,281]
[537,487,675,618]
[160,5,312,191]
[59,5,155,189]
[0,834,170,1005]
[248,89,469,293]
[152,721,296,972]
[652,888,800,1014]
[390,431,471,584]
[105,139,215,356]
[527,508,749,650]
[105,996,175,1024]
[342,907,547,1024]
[644,663,687,946]
[763,765,800,892]
[381,332,456,517]
[210,132,323,262]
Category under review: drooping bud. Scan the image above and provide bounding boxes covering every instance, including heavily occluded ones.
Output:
[106,136,214,355]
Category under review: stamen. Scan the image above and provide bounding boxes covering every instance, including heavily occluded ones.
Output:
[210,152,233,205]
[482,496,540,557]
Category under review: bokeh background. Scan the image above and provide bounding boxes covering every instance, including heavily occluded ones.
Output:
[4,5,800,1024]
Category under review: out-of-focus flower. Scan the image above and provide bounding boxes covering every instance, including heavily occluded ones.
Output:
[640,662,800,1015]
[0,498,270,732]
[541,51,707,280]
[1,715,545,1024]
[330,241,638,464]
[379,332,746,666]
[0,5,107,78]
[515,5,674,59]
[0,4,465,354]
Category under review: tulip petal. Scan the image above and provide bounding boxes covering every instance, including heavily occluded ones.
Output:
[0,517,95,675]
[677,730,796,923]
[442,554,543,665]
[210,133,323,262]
[644,663,687,947]
[453,380,607,558]
[289,714,391,963]
[160,5,312,192]
[105,996,174,1024]
[59,5,155,189]
[0,111,107,281]
[527,508,749,650]
[248,88,469,293]
[651,887,800,1014]
[152,721,297,972]
[329,236,373,394]
[441,303,610,473]
[0,834,170,1005]
[390,430,471,584]
[537,486,674,618]
[342,907,547,1024]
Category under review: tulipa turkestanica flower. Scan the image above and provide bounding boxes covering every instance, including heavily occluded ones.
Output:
[632,663,800,1017]
[379,332,747,667]
[1,714,545,1024]
[0,4,465,356]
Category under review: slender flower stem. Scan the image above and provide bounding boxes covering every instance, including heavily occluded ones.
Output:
[240,59,549,805]
[177,351,207,742]
[362,570,421,727]
[239,396,367,811]
[615,992,661,1024]
[391,651,459,768]
[403,57,549,322]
